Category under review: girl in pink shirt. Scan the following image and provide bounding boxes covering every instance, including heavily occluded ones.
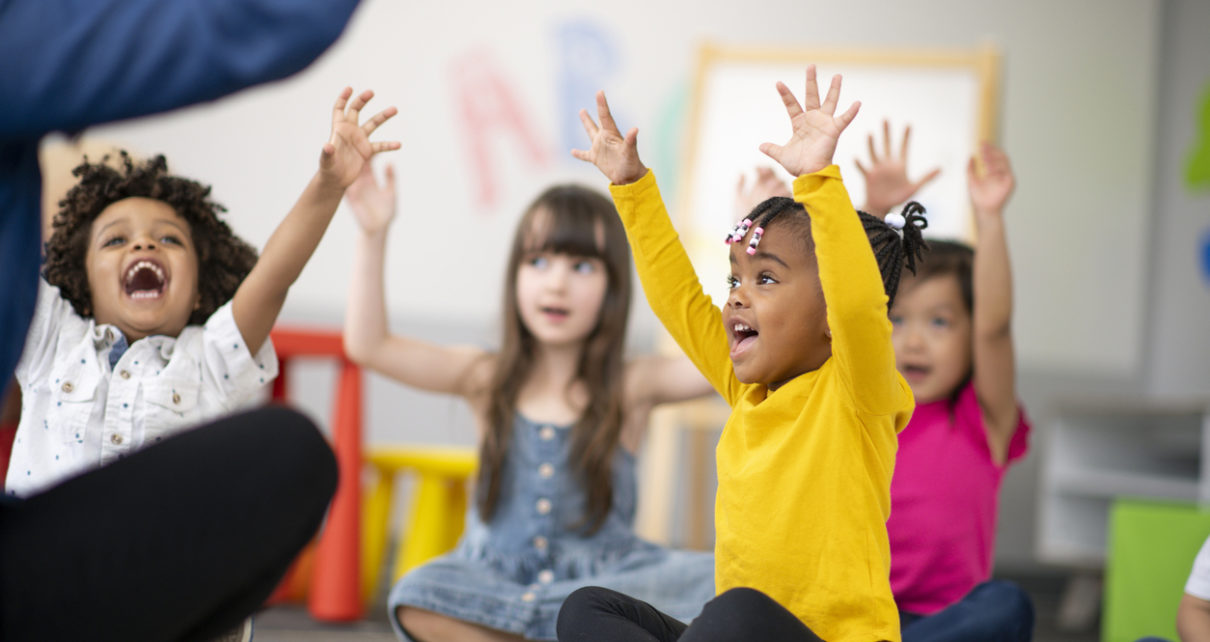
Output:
[859,128,1033,641]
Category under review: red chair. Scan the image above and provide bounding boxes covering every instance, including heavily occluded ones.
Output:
[267,327,364,621]
[0,382,19,486]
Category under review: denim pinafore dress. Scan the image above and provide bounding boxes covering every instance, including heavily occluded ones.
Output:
[387,414,715,641]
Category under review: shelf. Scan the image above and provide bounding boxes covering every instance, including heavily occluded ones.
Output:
[1037,538,1108,569]
[1052,397,1210,417]
[1038,399,1210,568]
[1051,468,1200,501]
[1038,493,1112,568]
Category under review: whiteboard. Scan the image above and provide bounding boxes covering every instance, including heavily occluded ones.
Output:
[678,44,999,306]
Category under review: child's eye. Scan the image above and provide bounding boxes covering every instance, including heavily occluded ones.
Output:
[527,255,549,269]
[102,236,124,248]
[757,273,777,285]
[930,317,951,328]
[160,235,182,246]
[889,314,903,326]
[726,275,739,290]
[573,260,596,274]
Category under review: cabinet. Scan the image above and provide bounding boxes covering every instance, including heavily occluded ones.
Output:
[1038,399,1210,567]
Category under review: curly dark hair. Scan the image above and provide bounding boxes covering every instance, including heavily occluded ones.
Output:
[43,151,258,324]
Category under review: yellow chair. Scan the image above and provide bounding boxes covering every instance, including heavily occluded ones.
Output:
[361,445,478,603]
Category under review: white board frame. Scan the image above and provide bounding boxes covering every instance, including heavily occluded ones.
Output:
[677,42,1001,307]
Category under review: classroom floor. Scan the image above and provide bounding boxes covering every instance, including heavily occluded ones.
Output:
[251,570,1102,642]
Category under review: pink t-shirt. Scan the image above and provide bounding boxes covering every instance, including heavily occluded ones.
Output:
[887,381,1030,615]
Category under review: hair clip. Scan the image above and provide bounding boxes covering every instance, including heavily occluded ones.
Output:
[884,212,906,230]
[725,218,753,245]
[746,226,764,255]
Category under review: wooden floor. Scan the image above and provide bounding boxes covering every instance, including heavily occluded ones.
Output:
[252,604,395,642]
[252,571,1102,641]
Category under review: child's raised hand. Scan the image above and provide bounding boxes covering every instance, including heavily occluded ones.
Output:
[967,141,1015,216]
[734,167,791,218]
[571,91,647,185]
[320,87,401,189]
[759,65,861,177]
[346,162,397,236]
[855,120,942,216]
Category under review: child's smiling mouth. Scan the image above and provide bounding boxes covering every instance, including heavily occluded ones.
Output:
[540,306,570,322]
[729,321,759,358]
[901,363,931,383]
[123,259,168,301]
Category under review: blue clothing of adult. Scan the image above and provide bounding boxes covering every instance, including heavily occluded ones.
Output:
[0,2,360,638]
[0,0,363,386]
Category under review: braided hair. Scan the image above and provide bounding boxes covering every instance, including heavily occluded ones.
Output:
[860,201,929,307]
[741,197,928,308]
[44,151,258,323]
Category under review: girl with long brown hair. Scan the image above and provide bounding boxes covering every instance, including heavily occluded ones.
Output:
[343,162,716,642]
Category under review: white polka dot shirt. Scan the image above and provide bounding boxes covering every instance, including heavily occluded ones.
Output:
[5,280,278,497]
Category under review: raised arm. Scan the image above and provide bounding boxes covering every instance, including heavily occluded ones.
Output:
[626,354,716,407]
[619,353,716,451]
[854,120,941,217]
[341,162,492,399]
[760,67,905,415]
[0,0,361,139]
[231,87,399,356]
[968,142,1020,464]
[572,92,738,401]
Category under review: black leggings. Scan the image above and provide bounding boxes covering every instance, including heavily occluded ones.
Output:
[557,586,825,642]
[0,405,337,642]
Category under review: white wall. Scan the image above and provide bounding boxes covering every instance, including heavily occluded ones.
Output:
[89,0,1159,376]
[74,0,1210,567]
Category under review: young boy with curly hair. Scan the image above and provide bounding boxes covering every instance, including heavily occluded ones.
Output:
[5,86,400,497]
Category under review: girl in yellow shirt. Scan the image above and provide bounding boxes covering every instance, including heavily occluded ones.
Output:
[556,67,926,642]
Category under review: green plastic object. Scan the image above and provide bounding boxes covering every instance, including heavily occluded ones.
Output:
[1103,498,1210,641]
[1188,80,1210,190]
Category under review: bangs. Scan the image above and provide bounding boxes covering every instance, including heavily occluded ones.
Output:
[913,240,972,280]
[522,204,605,259]
[906,239,973,313]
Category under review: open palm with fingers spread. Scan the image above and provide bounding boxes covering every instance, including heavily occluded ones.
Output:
[320,87,401,189]
[758,65,861,178]
[571,91,647,186]
[856,120,941,216]
[347,162,397,235]
[968,141,1015,217]
[734,167,792,218]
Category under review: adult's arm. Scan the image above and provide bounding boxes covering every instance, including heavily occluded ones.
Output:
[0,0,362,139]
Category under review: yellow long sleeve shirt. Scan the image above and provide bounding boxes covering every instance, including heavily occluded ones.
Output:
[609,166,913,642]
